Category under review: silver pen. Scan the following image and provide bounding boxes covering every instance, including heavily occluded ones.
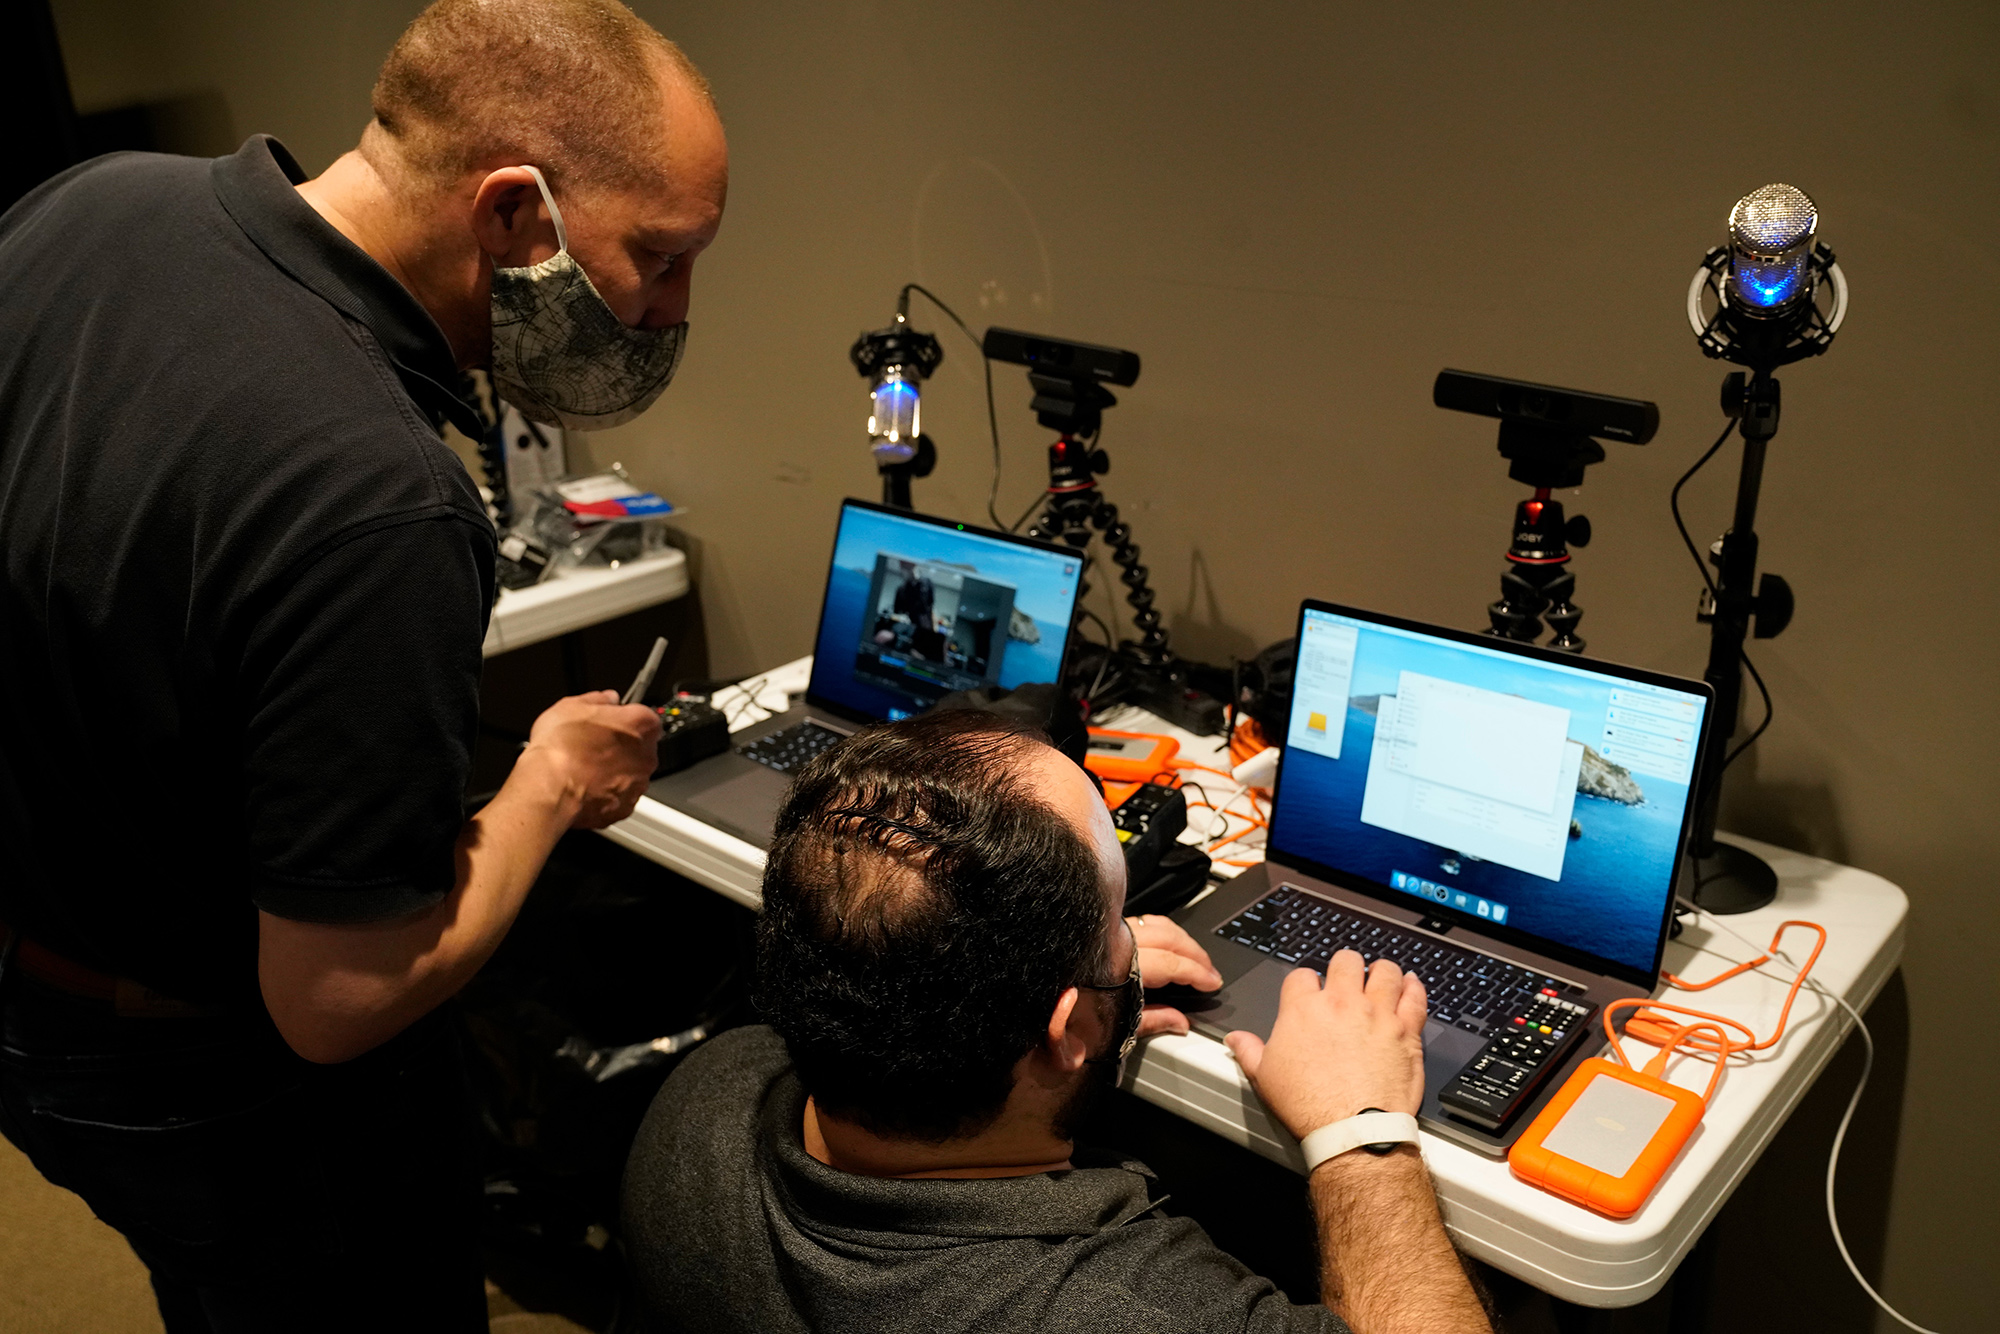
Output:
[621,636,669,705]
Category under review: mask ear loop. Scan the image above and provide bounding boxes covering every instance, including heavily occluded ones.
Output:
[514,164,568,255]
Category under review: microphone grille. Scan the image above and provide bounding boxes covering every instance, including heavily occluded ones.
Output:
[1729,184,1818,257]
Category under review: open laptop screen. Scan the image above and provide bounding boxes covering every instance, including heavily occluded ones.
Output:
[1267,602,1711,984]
[807,500,1083,722]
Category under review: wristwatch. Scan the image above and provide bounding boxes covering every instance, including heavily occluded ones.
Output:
[1299,1108,1421,1173]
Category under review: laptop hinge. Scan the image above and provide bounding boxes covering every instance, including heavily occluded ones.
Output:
[1417,915,1455,935]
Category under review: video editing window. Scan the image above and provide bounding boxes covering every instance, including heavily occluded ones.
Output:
[1272,608,1707,975]
[810,504,1081,720]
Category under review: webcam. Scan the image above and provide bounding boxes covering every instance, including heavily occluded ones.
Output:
[1433,370,1658,444]
[982,328,1141,387]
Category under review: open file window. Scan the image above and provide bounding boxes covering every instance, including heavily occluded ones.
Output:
[1360,671,1582,882]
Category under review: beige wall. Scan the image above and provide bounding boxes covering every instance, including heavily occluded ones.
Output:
[53,1,1999,1326]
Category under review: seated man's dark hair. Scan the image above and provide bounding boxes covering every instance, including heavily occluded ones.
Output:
[756,711,1108,1142]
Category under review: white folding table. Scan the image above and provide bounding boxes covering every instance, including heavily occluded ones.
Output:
[596,653,1907,1308]
[482,548,690,658]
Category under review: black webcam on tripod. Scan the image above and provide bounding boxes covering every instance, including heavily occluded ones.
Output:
[1435,369,1659,654]
[1434,369,1659,448]
[982,328,1140,386]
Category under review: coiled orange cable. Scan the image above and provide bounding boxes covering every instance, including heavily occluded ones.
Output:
[1603,920,1829,1104]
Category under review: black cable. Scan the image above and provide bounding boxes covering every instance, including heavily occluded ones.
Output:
[1671,416,1776,775]
[1007,491,1044,535]
[1672,418,1737,599]
[1076,607,1115,651]
[899,283,1005,531]
[1724,648,1774,773]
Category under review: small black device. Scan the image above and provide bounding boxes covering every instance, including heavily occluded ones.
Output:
[1233,638,1298,740]
[1678,184,1850,915]
[1434,369,1660,654]
[1125,843,1214,918]
[1109,782,1187,888]
[651,696,730,778]
[980,327,1140,391]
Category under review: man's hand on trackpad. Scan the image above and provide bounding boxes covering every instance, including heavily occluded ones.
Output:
[1223,950,1428,1141]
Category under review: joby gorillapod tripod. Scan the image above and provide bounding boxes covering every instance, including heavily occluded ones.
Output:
[1484,422,1602,653]
[1020,378,1172,666]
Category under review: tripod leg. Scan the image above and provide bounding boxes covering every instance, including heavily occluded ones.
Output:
[1091,499,1171,662]
[1487,565,1547,642]
[1541,567,1585,654]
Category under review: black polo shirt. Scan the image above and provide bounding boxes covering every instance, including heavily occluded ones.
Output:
[0,137,496,1008]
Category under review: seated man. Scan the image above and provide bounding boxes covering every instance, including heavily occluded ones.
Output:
[623,711,1490,1333]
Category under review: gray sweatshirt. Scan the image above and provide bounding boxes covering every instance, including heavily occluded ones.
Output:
[621,1025,1345,1334]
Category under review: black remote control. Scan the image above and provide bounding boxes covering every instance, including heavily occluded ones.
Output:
[652,697,730,777]
[1437,988,1596,1131]
[1111,783,1186,886]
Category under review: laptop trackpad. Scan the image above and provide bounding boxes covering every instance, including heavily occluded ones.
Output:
[1189,960,1297,1040]
[683,766,793,847]
[1189,962,1496,1078]
[1422,1020,1488,1083]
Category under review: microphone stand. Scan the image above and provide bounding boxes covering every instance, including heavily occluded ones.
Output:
[1685,368,1794,913]
[1682,231,1843,915]
[877,434,936,511]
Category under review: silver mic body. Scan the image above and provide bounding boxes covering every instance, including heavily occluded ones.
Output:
[1726,183,1819,318]
[1687,183,1846,369]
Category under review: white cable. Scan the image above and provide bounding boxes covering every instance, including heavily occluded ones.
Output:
[719,675,771,728]
[1200,784,1269,852]
[1684,908,1942,1333]
[1198,748,1280,845]
[1202,783,1250,840]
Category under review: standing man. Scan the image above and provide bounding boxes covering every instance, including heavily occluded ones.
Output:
[0,2,727,1329]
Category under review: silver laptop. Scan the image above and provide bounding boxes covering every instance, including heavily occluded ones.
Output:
[649,498,1085,849]
[1173,599,1714,1155]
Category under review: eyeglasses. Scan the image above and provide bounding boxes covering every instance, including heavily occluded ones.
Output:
[1079,919,1144,1079]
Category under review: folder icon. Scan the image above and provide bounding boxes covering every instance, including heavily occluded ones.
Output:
[1306,711,1328,733]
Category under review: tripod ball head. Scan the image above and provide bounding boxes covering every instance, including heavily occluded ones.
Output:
[1436,369,1658,656]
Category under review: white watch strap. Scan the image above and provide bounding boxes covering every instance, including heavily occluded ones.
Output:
[1299,1111,1421,1172]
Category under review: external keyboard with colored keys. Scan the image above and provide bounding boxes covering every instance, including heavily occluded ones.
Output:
[1213,884,1584,1034]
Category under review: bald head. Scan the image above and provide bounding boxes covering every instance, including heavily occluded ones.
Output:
[757,712,1123,1140]
[366,0,711,194]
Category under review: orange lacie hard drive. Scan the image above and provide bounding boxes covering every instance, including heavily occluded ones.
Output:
[1084,728,1179,784]
[1508,1058,1706,1219]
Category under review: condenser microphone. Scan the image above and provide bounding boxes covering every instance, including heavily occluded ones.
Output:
[1687,182,1848,371]
[1726,184,1819,316]
[850,295,943,468]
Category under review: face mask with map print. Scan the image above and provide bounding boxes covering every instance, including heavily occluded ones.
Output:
[488,165,687,431]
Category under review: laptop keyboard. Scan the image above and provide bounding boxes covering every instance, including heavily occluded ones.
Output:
[1213,884,1583,1034]
[738,720,847,776]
